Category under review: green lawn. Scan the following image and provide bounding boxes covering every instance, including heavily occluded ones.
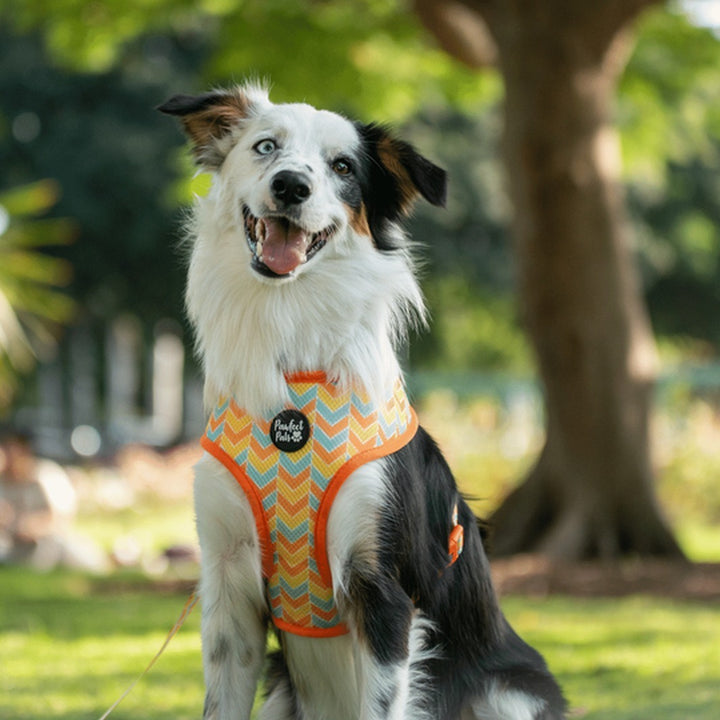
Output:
[1,567,718,720]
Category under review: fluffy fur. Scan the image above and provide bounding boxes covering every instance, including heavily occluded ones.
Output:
[159,83,566,720]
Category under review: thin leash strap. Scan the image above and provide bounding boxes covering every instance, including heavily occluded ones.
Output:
[97,589,198,720]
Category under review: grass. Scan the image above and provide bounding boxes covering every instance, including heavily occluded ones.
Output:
[2,567,719,720]
[0,569,203,720]
[501,595,720,719]
[74,500,196,557]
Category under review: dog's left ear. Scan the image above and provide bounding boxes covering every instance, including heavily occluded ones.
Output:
[158,86,262,169]
[357,123,448,217]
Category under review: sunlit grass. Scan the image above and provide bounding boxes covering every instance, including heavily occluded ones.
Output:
[0,570,203,720]
[501,595,720,719]
[2,568,719,720]
[675,521,720,562]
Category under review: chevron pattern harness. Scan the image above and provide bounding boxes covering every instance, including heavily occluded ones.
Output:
[201,372,418,637]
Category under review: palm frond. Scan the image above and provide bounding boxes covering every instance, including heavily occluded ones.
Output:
[0,180,76,413]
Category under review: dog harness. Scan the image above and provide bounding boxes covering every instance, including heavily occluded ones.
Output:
[201,372,419,637]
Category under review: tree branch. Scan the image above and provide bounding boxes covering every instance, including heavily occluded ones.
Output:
[607,0,664,26]
[413,0,497,68]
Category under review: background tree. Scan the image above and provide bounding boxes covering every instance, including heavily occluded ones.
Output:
[415,0,687,559]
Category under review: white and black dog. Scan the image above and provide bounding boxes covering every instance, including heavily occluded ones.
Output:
[159,84,565,720]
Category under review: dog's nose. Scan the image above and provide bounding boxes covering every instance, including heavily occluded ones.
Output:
[271,171,312,206]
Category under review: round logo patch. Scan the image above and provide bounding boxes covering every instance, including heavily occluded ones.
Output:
[270,409,311,452]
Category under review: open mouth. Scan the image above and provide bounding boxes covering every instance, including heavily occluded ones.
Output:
[242,206,336,278]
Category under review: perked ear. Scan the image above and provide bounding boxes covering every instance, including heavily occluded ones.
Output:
[157,86,262,169]
[357,123,448,216]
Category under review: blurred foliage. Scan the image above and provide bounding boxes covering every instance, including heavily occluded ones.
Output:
[620,9,720,184]
[0,180,75,411]
[413,277,532,371]
[2,0,499,122]
[0,30,201,328]
[620,9,720,348]
[1,0,720,382]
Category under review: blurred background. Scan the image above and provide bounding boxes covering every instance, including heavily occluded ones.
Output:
[1,0,720,574]
[3,2,720,719]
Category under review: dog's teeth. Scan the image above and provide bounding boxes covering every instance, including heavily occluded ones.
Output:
[257,239,264,260]
[256,218,266,242]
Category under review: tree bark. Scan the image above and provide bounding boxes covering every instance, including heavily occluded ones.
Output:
[418,0,684,559]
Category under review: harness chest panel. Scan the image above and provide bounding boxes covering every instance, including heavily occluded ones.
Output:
[201,373,418,637]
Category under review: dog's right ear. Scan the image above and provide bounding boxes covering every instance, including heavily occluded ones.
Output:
[157,87,259,169]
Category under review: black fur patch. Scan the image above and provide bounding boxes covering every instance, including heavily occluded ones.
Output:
[355,122,447,250]
[202,693,218,719]
[346,566,414,665]
[264,650,302,720]
[209,635,231,664]
[156,91,229,117]
[376,427,567,720]
[337,172,364,212]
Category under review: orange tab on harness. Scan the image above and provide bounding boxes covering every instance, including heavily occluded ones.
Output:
[447,502,464,566]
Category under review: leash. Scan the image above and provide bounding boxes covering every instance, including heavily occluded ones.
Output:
[97,589,198,720]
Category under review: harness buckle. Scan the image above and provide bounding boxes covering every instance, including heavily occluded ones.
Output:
[447,502,465,567]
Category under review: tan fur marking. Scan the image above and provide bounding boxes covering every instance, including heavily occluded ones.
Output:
[348,203,371,238]
[182,91,251,159]
[377,137,417,214]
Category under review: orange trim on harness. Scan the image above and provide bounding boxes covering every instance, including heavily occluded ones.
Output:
[272,615,350,638]
[200,435,275,577]
[201,438,353,637]
[284,370,329,384]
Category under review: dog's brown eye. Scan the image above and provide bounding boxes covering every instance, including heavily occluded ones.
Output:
[332,158,352,176]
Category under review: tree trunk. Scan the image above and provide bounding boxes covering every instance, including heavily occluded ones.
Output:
[418,0,684,559]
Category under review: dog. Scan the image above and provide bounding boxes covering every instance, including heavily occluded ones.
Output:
[159,83,566,720]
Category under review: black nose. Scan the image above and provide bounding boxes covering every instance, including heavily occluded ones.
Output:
[271,170,312,206]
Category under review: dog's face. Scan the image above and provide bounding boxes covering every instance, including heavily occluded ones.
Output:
[227,102,364,279]
[159,85,446,282]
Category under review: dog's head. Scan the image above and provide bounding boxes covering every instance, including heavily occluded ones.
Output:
[158,84,446,281]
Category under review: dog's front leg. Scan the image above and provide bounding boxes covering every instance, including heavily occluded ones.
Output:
[344,567,416,720]
[195,457,267,720]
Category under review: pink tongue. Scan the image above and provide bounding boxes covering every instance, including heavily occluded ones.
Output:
[260,218,309,275]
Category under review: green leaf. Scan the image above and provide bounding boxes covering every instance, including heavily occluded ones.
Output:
[0,179,61,217]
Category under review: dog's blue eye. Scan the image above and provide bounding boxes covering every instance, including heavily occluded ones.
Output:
[254,139,277,155]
